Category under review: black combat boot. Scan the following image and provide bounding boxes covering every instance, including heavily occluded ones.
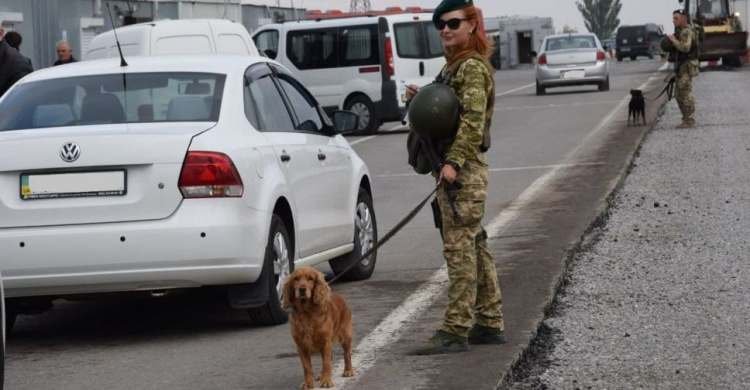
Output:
[468,324,507,345]
[414,330,469,355]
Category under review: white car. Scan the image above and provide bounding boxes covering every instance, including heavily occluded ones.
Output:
[0,55,377,327]
[531,33,611,95]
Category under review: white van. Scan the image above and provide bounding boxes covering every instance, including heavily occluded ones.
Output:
[252,14,446,134]
[85,19,259,60]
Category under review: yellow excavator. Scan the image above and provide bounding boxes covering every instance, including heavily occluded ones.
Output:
[679,0,748,66]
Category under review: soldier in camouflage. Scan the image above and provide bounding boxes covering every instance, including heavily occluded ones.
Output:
[669,9,700,129]
[408,0,506,356]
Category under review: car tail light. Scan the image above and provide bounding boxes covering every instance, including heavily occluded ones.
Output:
[537,53,547,65]
[385,38,395,75]
[178,152,244,198]
[596,51,606,61]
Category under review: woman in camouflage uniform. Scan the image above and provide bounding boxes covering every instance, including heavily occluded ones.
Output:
[407,0,506,355]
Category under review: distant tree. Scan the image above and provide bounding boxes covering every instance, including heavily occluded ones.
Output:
[559,24,579,34]
[576,0,621,40]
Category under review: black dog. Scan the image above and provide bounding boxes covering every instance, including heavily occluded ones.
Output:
[628,89,646,126]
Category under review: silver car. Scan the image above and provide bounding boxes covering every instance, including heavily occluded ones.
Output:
[531,33,611,95]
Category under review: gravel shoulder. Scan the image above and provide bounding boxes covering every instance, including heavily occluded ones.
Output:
[502,66,750,390]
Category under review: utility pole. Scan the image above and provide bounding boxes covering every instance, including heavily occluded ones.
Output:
[350,0,371,13]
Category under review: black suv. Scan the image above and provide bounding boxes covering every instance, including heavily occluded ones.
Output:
[616,24,666,61]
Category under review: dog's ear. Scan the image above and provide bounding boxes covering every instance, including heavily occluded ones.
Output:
[281,272,295,309]
[312,270,331,306]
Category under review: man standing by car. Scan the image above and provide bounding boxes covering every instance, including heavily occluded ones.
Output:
[0,27,33,97]
[53,40,78,66]
[668,9,699,129]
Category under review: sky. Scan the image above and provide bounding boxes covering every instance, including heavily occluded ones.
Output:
[255,0,684,35]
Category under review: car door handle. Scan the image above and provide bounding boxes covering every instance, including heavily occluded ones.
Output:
[317,153,327,161]
[280,152,291,162]
[419,61,425,76]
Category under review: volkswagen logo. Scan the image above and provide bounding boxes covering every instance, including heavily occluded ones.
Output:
[60,142,81,163]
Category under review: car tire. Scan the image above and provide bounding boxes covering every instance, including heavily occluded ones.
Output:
[329,188,377,282]
[247,214,293,326]
[648,49,655,60]
[599,76,610,92]
[345,95,379,135]
[535,81,546,96]
[5,301,17,335]
[617,56,623,62]
[630,56,637,61]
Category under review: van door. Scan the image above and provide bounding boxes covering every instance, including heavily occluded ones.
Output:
[209,20,258,55]
[390,19,445,109]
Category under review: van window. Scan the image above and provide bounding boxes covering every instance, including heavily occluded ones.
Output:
[254,30,280,59]
[393,22,444,59]
[288,28,338,70]
[340,25,380,67]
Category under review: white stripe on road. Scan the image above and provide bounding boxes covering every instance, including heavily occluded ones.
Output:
[349,136,377,146]
[334,72,662,389]
[658,61,670,71]
[496,82,535,97]
[373,162,605,179]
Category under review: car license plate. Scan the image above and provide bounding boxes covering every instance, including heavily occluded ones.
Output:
[562,70,585,79]
[623,39,628,44]
[621,47,631,52]
[20,170,127,200]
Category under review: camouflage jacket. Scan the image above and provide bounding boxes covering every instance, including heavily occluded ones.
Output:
[674,24,699,76]
[444,58,494,168]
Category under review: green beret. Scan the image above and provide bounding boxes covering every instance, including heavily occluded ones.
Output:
[433,0,474,25]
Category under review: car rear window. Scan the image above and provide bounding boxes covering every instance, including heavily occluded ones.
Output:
[545,36,597,51]
[617,26,646,40]
[0,72,226,131]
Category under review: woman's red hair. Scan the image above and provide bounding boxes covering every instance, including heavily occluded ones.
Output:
[445,6,493,67]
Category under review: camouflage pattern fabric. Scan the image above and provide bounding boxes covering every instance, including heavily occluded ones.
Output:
[436,63,504,336]
[674,25,699,124]
[444,58,494,168]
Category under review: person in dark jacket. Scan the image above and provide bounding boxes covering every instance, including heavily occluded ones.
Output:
[53,40,78,66]
[4,31,33,69]
[0,27,33,97]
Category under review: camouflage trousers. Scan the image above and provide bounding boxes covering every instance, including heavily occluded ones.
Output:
[437,154,504,338]
[675,66,695,123]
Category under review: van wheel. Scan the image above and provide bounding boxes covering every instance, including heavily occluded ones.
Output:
[247,215,293,326]
[329,188,377,282]
[346,96,379,135]
[630,56,637,61]
[617,56,623,62]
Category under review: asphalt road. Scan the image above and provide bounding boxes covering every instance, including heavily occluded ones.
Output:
[5,58,667,390]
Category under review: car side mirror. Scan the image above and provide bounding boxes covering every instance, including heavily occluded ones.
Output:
[333,111,359,134]
[530,51,538,57]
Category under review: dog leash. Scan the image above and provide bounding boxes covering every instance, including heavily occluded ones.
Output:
[326,185,439,285]
[652,63,676,101]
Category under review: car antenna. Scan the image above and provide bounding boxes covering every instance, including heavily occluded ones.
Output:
[106,2,128,67]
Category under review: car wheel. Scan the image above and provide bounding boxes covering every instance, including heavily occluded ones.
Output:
[329,188,377,282]
[630,56,637,61]
[598,76,610,92]
[247,214,293,326]
[617,56,623,62]
[648,49,655,60]
[535,81,546,96]
[345,95,379,135]
[5,301,17,335]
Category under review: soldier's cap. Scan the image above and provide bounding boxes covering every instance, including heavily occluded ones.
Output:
[433,0,474,26]
[673,9,688,16]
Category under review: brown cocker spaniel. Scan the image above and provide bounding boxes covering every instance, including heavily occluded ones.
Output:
[282,267,354,389]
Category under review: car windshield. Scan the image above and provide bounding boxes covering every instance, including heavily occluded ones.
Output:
[0,72,226,131]
[545,36,597,51]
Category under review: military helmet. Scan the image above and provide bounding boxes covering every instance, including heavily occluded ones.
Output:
[408,83,461,139]
[660,36,675,52]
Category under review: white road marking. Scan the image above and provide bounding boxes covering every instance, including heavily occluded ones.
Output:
[496,100,622,111]
[349,136,377,146]
[658,61,670,71]
[373,162,605,179]
[496,82,535,97]
[334,72,662,389]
